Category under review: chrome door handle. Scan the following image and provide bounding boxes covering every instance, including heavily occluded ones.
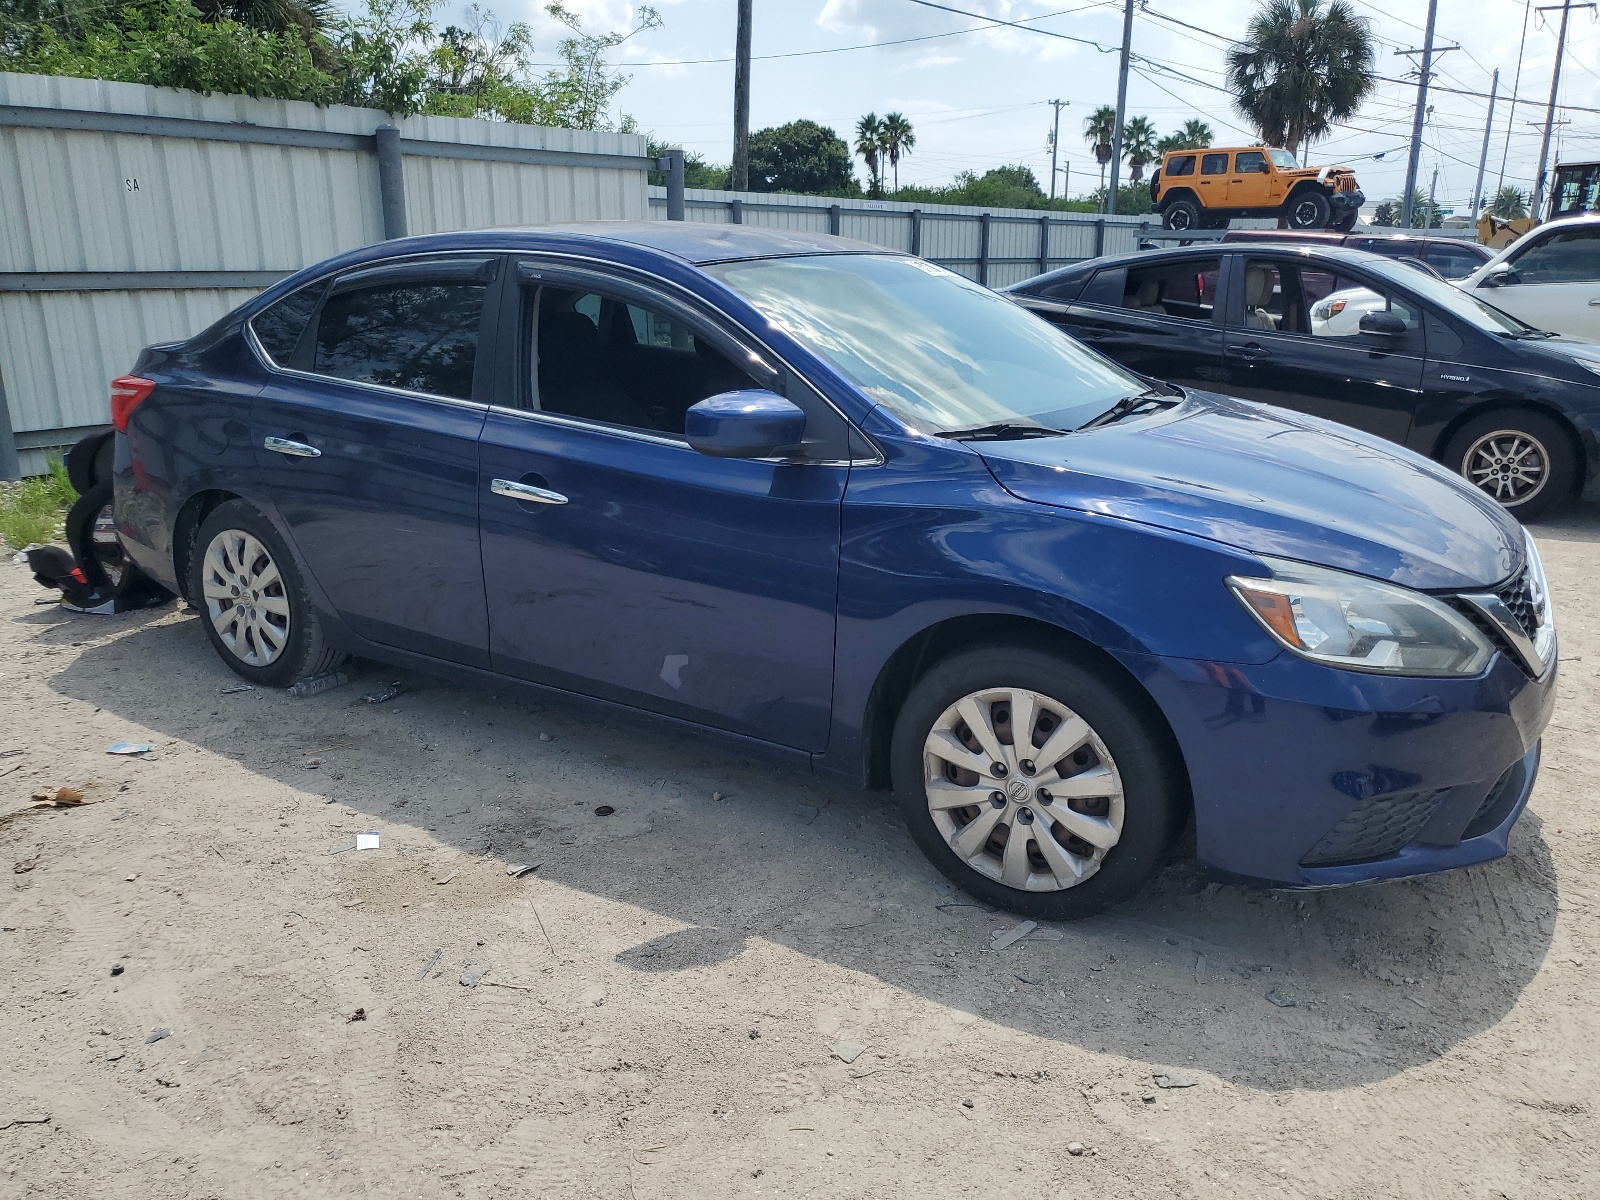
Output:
[1587,298,1600,307]
[264,436,320,458]
[491,478,568,505]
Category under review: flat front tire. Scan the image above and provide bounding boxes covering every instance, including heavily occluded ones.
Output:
[891,644,1186,920]
[189,500,345,687]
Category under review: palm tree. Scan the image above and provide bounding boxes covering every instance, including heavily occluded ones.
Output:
[1489,185,1528,220]
[1122,115,1157,183]
[880,112,915,193]
[1157,118,1214,153]
[855,113,884,196]
[1083,104,1117,194]
[1226,0,1375,155]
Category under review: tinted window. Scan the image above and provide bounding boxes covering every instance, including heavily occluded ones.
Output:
[1424,242,1490,280]
[250,281,325,367]
[313,282,486,400]
[1243,261,1418,339]
[1079,267,1128,307]
[1165,155,1196,177]
[1035,274,1087,302]
[1235,151,1269,174]
[1201,153,1229,176]
[1123,259,1221,323]
[1509,227,1600,283]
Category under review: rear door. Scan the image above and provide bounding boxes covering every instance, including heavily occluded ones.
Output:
[1222,254,1425,444]
[1197,151,1230,210]
[249,254,498,667]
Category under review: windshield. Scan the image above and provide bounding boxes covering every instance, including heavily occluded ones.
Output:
[1268,149,1300,170]
[1359,255,1532,335]
[703,254,1146,434]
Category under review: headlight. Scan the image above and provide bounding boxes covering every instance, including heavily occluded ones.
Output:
[1228,557,1493,677]
[1524,529,1557,667]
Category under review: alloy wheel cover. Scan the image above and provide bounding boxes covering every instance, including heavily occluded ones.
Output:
[1462,430,1550,507]
[202,528,291,666]
[923,687,1125,892]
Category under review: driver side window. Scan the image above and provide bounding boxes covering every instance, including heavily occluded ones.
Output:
[1509,228,1600,284]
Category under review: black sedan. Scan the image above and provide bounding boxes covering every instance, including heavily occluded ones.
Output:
[1005,245,1600,519]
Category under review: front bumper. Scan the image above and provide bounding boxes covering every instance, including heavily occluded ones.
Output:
[1122,644,1556,888]
[1331,188,1365,211]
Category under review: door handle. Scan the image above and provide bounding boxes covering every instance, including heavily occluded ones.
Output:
[491,478,568,505]
[1588,298,1600,307]
[263,436,320,458]
[1078,325,1113,340]
[1226,344,1271,361]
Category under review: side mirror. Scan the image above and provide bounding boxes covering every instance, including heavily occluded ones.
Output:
[684,390,806,459]
[1482,263,1520,288]
[1358,309,1408,337]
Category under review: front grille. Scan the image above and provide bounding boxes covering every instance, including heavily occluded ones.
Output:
[1495,566,1542,641]
[1301,789,1448,867]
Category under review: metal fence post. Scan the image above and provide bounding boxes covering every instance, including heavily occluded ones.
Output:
[1094,217,1106,258]
[0,363,19,481]
[978,213,991,286]
[910,209,922,256]
[1038,214,1050,274]
[828,204,842,236]
[730,198,744,224]
[374,124,407,240]
[657,149,686,220]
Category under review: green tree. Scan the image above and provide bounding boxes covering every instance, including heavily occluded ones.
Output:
[1122,114,1157,183]
[880,111,915,193]
[854,112,883,196]
[1156,119,1213,153]
[749,119,854,194]
[1488,185,1528,219]
[1083,103,1116,194]
[1370,198,1398,226]
[645,141,729,189]
[1226,0,1374,155]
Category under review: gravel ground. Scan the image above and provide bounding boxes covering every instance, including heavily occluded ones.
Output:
[1,503,1597,1199]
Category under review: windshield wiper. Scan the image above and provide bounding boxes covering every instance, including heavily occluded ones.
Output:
[934,422,1065,441]
[1076,389,1182,431]
[1504,328,1558,340]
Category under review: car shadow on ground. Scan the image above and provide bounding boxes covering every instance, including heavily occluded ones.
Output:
[28,505,1590,1095]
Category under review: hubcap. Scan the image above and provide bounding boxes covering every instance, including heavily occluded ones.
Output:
[1462,430,1549,507]
[923,687,1125,893]
[201,529,290,666]
[1292,199,1320,227]
[1170,208,1192,230]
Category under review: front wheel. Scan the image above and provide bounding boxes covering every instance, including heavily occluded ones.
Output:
[890,644,1187,920]
[1443,410,1576,521]
[1285,190,1332,230]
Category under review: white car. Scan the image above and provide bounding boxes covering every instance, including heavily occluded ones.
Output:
[1458,213,1600,339]
[1308,286,1386,336]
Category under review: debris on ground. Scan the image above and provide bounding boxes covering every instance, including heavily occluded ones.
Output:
[538,732,551,742]
[0,1114,50,1131]
[110,964,123,977]
[1028,926,1064,941]
[0,748,23,758]
[1153,1070,1199,1089]
[362,682,402,704]
[29,787,86,808]
[505,863,539,878]
[220,683,254,695]
[460,970,484,988]
[288,672,349,698]
[418,949,443,981]
[990,920,1037,951]
[145,1028,170,1044]
[830,1041,865,1064]
[13,856,39,874]
[794,804,819,824]
[1066,1142,1085,1156]
[105,743,152,756]
[594,805,614,817]
[435,872,457,885]
[355,832,380,850]
[961,1098,974,1109]
[1265,989,1297,1008]
[712,791,724,801]
[303,757,323,769]
[347,1008,366,1022]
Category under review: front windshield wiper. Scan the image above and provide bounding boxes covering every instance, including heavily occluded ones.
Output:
[934,421,1066,441]
[1503,328,1558,340]
[1076,389,1183,431]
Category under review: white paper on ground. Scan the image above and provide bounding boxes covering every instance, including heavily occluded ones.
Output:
[355,832,380,850]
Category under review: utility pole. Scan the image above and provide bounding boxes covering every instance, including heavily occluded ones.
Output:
[1471,69,1499,222]
[1397,0,1458,229]
[1107,0,1135,216]
[1532,0,1596,220]
[1047,99,1069,201]
[731,0,753,192]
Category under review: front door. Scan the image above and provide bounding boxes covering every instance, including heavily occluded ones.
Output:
[477,264,855,752]
[1222,255,1425,445]
[1473,224,1600,338]
[250,255,498,667]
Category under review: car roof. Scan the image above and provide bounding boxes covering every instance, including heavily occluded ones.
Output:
[1003,242,1419,290]
[418,221,891,265]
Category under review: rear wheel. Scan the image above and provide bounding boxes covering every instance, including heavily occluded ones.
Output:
[190,500,345,687]
[1443,410,1576,521]
[891,644,1186,920]
[1285,189,1332,230]
[1161,197,1201,231]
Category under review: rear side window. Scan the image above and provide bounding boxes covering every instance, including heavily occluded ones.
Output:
[313,281,487,400]
[1165,155,1196,177]
[1201,153,1229,176]
[1079,267,1128,307]
[250,281,325,367]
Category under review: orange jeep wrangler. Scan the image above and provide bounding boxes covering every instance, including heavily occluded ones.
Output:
[1151,146,1364,233]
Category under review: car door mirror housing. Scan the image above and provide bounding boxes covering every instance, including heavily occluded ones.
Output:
[685,390,807,459]
[1358,309,1408,337]
[1482,264,1520,288]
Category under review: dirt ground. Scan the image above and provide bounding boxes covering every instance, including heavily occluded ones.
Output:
[0,504,1597,1200]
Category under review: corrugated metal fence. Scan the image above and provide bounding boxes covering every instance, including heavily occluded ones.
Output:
[0,71,653,476]
[646,187,1222,288]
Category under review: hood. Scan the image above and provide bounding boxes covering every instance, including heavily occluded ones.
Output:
[978,391,1523,592]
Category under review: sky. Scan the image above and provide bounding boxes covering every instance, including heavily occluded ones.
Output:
[499,0,1600,211]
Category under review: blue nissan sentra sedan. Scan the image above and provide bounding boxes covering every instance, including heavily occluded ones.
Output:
[108,224,1557,919]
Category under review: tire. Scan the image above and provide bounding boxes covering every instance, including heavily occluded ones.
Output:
[1161,197,1201,232]
[890,643,1187,920]
[1443,410,1577,521]
[1328,207,1358,233]
[1285,189,1331,230]
[189,499,345,687]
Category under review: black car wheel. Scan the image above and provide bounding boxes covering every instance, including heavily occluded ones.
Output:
[1286,190,1332,230]
[1328,207,1358,233]
[1162,198,1201,231]
[891,643,1187,920]
[190,499,345,687]
[1444,411,1576,521]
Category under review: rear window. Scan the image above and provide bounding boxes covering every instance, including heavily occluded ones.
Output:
[1424,242,1491,280]
[250,281,326,367]
[313,281,487,400]
[1079,267,1128,307]
[1165,155,1196,177]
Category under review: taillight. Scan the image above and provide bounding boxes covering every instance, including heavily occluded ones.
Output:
[110,376,156,432]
